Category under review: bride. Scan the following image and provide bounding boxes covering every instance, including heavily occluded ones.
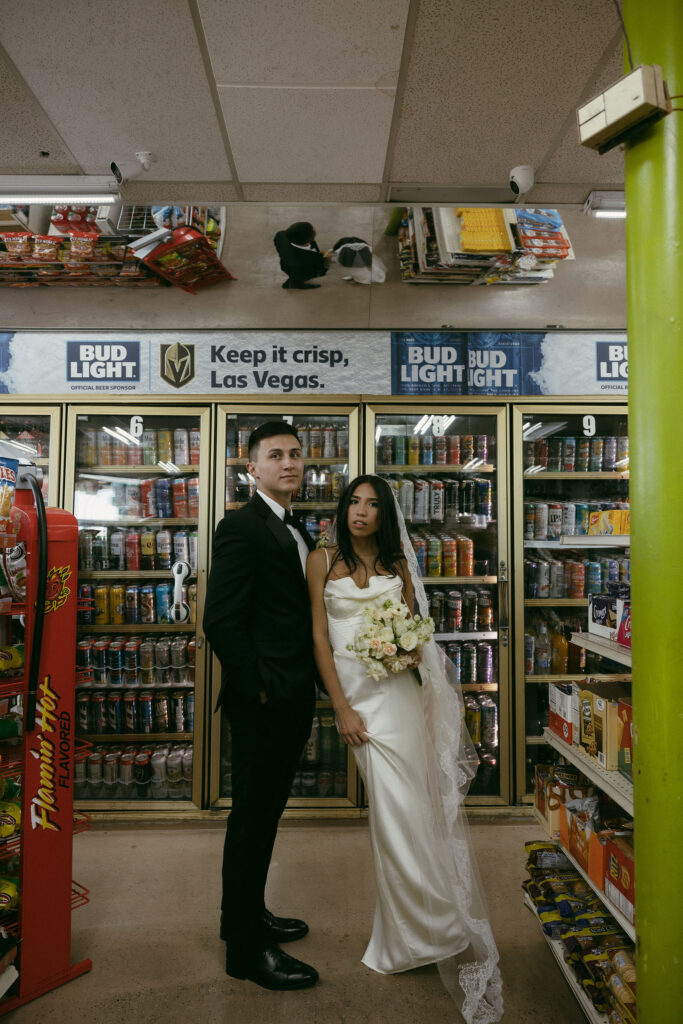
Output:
[306,475,503,1023]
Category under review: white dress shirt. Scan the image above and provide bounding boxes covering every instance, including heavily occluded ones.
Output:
[257,490,309,575]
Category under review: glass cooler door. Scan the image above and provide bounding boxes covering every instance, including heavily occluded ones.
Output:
[513,403,630,801]
[0,405,61,505]
[211,403,361,812]
[64,405,212,809]
[366,402,511,804]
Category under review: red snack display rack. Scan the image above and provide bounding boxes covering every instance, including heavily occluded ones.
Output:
[142,226,235,294]
[0,484,91,1013]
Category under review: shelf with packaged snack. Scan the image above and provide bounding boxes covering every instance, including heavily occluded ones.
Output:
[526,674,631,683]
[524,537,630,549]
[78,623,195,633]
[523,894,610,1024]
[77,465,199,475]
[377,463,496,474]
[525,598,589,607]
[523,470,629,480]
[78,570,196,581]
[542,728,633,815]
[569,633,631,667]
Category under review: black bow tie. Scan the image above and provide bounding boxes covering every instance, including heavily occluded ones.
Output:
[284,508,299,526]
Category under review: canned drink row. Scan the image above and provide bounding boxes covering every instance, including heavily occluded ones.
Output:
[80,527,198,574]
[464,693,499,749]
[76,476,199,520]
[76,689,195,736]
[524,499,629,541]
[298,711,349,770]
[225,466,348,505]
[523,434,628,473]
[76,635,196,686]
[431,589,495,633]
[227,422,349,460]
[76,742,193,800]
[79,581,196,627]
[524,556,630,599]
[410,530,489,579]
[444,640,497,685]
[79,426,201,467]
[377,433,492,467]
[384,476,493,524]
[289,768,347,798]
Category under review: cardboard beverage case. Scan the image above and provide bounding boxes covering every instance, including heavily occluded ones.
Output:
[534,763,594,837]
[604,834,635,924]
[559,803,608,890]
[588,509,627,536]
[617,699,633,780]
[548,682,580,745]
[580,683,630,770]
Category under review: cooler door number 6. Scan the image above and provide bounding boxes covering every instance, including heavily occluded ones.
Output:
[130,416,144,438]
[582,415,596,437]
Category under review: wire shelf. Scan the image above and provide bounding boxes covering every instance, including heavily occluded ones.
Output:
[71,879,91,911]
[72,812,91,837]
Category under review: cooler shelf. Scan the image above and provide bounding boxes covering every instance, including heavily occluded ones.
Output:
[524,537,630,549]
[422,575,497,585]
[525,674,631,683]
[542,728,633,815]
[78,465,198,475]
[226,457,346,466]
[569,632,631,667]
[523,470,628,480]
[78,570,196,580]
[525,598,588,607]
[377,463,495,474]
[79,518,197,527]
[435,632,497,641]
[78,623,195,633]
[78,732,189,743]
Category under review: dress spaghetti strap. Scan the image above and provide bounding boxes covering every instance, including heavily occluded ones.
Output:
[323,547,330,572]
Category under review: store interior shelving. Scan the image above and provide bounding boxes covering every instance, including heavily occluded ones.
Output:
[570,632,632,667]
[542,728,633,816]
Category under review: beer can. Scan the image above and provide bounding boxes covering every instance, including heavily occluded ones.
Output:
[533,502,548,540]
[323,426,336,458]
[76,692,90,733]
[152,693,170,733]
[426,536,443,577]
[411,535,426,576]
[477,592,493,630]
[331,471,346,499]
[536,440,548,468]
[173,428,190,465]
[475,478,492,518]
[123,585,139,625]
[433,435,447,465]
[107,529,125,571]
[134,753,152,795]
[107,639,124,671]
[524,634,535,674]
[93,585,110,625]
[139,639,156,670]
[185,692,195,731]
[586,562,602,594]
[576,438,590,472]
[448,435,461,465]
[479,697,499,748]
[76,637,94,670]
[119,751,135,783]
[155,638,172,676]
[91,532,108,570]
[537,561,550,598]
[603,436,617,472]
[140,480,157,519]
[463,591,478,632]
[442,538,458,577]
[93,640,109,686]
[237,428,250,459]
[296,425,310,457]
[567,562,586,598]
[173,530,190,565]
[421,435,434,465]
[187,585,197,626]
[170,691,186,732]
[336,425,349,458]
[589,436,604,472]
[430,480,445,522]
[524,503,536,540]
[547,503,563,540]
[446,642,462,683]
[445,479,460,517]
[602,558,620,582]
[172,479,188,517]
[309,426,323,458]
[413,478,430,523]
[155,583,173,624]
[189,428,201,465]
[87,751,104,782]
[187,478,200,517]
[461,479,475,516]
[141,429,158,465]
[461,436,474,464]
[80,427,97,466]
[110,584,126,624]
[407,436,420,465]
[562,502,576,536]
[225,466,236,505]
[477,643,494,684]
[78,583,94,626]
[171,637,187,671]
[548,438,563,473]
[90,694,107,735]
[157,428,174,463]
[79,530,94,571]
[476,435,488,463]
[124,639,141,673]
[138,692,154,734]
[429,590,446,632]
[462,644,478,684]
[125,531,141,570]
[107,693,123,733]
[447,591,463,631]
[140,585,156,623]
[155,478,173,519]
[96,428,112,464]
[619,557,631,583]
[525,559,538,599]
[156,529,172,570]
[523,440,535,469]
[574,502,590,535]
[616,435,629,470]
[457,536,474,577]
[550,561,566,598]
[562,437,576,472]
[151,750,167,783]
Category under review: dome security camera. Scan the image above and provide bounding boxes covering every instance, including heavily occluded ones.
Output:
[509,165,534,197]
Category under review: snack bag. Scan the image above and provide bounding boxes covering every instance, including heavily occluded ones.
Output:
[0,802,20,839]
[32,234,62,260]
[68,232,98,259]
[0,457,18,538]
[0,878,19,910]
[0,232,31,257]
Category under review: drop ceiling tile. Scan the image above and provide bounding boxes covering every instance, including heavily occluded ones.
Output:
[242,183,382,201]
[0,0,233,181]
[0,46,79,173]
[389,0,622,185]
[121,181,240,203]
[197,0,409,86]
[219,87,395,183]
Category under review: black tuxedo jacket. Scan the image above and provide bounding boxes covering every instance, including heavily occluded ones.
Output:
[203,494,318,711]
[273,231,327,281]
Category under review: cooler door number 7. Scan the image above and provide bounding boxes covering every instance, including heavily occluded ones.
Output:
[582,415,596,437]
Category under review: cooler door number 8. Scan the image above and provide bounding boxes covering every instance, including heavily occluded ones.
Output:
[582,415,596,437]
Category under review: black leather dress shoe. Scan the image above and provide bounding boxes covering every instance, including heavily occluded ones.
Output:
[226,944,319,990]
[220,909,309,943]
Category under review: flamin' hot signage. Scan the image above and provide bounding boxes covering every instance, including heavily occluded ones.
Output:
[28,675,71,832]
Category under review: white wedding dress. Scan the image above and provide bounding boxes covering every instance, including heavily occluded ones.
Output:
[325,571,503,1023]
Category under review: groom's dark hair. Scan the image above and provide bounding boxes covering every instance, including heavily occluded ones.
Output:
[248,420,300,461]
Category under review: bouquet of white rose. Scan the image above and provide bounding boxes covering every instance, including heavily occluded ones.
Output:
[346,596,435,683]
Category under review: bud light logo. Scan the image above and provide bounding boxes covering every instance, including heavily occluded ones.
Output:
[596,342,628,382]
[67,342,140,382]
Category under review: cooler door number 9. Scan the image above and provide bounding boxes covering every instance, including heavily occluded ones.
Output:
[582,415,596,437]
[130,416,144,438]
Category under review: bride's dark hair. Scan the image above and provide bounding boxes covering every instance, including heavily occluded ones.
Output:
[330,474,406,580]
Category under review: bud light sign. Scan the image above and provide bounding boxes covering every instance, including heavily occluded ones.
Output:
[67,342,140,384]
[596,341,628,384]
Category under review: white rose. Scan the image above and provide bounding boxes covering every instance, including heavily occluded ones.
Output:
[400,631,418,652]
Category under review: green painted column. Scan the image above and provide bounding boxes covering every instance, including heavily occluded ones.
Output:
[623,3,683,1022]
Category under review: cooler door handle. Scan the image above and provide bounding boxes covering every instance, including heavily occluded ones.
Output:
[499,580,509,630]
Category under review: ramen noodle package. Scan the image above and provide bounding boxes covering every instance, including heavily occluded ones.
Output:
[0,458,18,538]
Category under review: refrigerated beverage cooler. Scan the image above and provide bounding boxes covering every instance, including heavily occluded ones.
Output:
[210,402,362,812]
[512,404,631,800]
[366,402,511,804]
[0,407,60,505]
[64,406,212,809]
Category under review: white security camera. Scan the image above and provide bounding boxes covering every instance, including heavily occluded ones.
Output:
[509,165,534,197]
[110,161,124,185]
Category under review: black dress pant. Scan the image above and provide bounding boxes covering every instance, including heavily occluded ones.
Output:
[221,695,315,966]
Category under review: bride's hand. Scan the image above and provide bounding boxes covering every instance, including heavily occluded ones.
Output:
[335,704,369,747]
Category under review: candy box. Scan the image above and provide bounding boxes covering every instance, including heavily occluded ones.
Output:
[559,803,608,890]
[548,681,580,745]
[604,834,635,924]
[588,509,625,536]
[617,700,633,781]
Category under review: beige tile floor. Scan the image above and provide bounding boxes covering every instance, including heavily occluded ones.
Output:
[10,817,585,1023]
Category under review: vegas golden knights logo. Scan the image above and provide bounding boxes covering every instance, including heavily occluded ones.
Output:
[160,343,195,388]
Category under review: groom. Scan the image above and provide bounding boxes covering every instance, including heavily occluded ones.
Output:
[203,421,318,990]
